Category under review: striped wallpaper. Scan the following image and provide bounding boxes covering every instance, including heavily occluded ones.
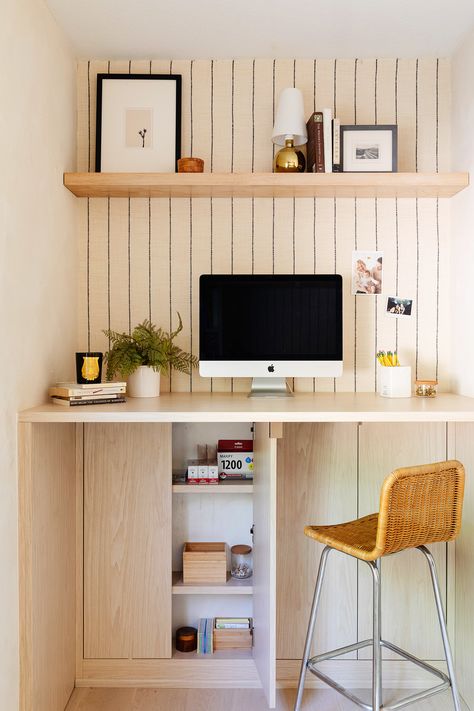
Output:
[77,58,451,393]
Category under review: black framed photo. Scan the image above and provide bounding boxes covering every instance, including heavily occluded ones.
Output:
[340,125,397,172]
[95,74,181,172]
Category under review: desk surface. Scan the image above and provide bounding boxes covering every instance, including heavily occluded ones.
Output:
[18,392,474,423]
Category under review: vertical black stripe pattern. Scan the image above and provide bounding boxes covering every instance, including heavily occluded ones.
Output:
[127,61,131,335]
[354,198,357,392]
[415,198,420,379]
[435,59,439,173]
[87,60,91,350]
[272,59,276,274]
[251,59,255,274]
[435,198,440,380]
[374,61,378,391]
[415,58,419,172]
[148,60,152,321]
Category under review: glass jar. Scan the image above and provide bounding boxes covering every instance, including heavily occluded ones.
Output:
[231,544,253,579]
[415,379,438,398]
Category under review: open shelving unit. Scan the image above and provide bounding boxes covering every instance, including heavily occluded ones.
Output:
[63,171,469,199]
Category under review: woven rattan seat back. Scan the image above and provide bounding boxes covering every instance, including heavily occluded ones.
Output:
[375,459,465,557]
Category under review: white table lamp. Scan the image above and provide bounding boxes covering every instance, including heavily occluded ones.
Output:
[272,88,308,172]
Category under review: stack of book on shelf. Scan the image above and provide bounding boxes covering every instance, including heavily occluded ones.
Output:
[48,382,126,406]
[197,618,214,655]
[306,108,340,173]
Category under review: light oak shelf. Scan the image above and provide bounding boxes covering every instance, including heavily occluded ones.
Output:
[172,571,253,595]
[63,171,469,199]
[172,648,253,660]
[173,481,253,494]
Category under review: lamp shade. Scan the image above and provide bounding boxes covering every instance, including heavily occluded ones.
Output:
[272,87,308,146]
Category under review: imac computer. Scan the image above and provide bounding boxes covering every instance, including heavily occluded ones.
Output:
[199,274,343,396]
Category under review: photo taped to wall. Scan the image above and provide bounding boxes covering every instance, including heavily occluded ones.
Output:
[352,251,383,295]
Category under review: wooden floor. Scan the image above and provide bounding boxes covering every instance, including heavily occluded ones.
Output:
[66,687,468,710]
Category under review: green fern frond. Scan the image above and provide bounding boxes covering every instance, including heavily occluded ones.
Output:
[103,313,197,380]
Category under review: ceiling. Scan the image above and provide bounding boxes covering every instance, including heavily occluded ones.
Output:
[45,0,474,59]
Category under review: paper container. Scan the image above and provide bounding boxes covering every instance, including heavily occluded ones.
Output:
[378,365,412,398]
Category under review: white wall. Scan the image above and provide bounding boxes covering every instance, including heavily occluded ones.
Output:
[0,0,76,707]
[452,29,474,396]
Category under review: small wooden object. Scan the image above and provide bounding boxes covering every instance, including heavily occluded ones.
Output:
[175,626,197,652]
[214,625,253,650]
[182,542,227,584]
[178,157,204,172]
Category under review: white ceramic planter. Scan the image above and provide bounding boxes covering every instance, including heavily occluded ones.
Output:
[127,366,161,397]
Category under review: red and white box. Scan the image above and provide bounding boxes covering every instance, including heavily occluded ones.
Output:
[217,440,254,480]
[187,460,219,484]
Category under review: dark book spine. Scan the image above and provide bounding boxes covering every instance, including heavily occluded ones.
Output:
[67,397,126,406]
[306,112,324,173]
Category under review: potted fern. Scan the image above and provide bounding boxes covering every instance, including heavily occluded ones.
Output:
[103,315,198,397]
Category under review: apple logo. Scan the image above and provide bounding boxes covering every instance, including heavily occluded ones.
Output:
[268,364,275,373]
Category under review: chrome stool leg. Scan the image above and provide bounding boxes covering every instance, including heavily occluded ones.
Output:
[418,545,462,711]
[294,546,332,711]
[367,559,382,711]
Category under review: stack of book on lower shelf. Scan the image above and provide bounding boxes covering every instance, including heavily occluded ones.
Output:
[48,382,126,406]
[197,618,214,655]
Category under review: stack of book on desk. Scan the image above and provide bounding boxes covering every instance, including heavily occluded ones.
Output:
[49,382,126,406]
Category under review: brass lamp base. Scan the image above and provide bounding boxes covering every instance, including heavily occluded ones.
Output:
[273,138,306,173]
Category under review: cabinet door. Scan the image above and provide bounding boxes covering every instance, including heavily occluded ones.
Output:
[84,423,172,659]
[253,422,278,709]
[276,423,358,660]
[358,422,447,660]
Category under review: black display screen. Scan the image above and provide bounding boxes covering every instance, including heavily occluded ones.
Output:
[199,275,343,361]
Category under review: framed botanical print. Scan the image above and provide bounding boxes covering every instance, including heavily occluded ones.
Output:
[95,74,181,172]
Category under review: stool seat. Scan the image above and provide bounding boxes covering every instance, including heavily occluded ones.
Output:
[305,513,379,561]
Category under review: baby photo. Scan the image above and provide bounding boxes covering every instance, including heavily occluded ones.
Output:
[352,251,383,295]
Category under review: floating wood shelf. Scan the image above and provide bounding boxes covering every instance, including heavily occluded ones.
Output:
[173,481,253,494]
[172,571,253,595]
[63,171,469,199]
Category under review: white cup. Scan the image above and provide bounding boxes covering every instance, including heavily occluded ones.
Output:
[378,365,412,398]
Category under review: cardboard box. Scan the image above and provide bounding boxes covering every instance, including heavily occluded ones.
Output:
[182,542,227,584]
[218,440,254,480]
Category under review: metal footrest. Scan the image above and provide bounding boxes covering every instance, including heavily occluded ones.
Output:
[306,638,451,711]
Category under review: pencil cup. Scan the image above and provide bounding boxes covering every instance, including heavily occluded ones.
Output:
[378,365,412,398]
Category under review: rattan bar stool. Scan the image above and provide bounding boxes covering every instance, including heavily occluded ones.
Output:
[294,460,465,711]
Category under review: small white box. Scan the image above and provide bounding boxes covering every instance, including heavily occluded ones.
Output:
[208,464,219,482]
[378,365,412,398]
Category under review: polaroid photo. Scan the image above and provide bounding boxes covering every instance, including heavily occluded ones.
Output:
[352,251,383,295]
[386,296,413,317]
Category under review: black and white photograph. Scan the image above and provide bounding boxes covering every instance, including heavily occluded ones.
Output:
[95,73,181,172]
[386,296,413,317]
[341,125,397,172]
[352,251,383,295]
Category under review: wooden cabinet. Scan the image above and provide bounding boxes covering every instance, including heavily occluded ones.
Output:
[83,423,172,659]
[358,422,448,661]
[276,421,451,668]
[18,394,474,711]
[276,423,358,660]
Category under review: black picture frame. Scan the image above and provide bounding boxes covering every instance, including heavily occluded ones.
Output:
[340,125,397,173]
[95,74,182,173]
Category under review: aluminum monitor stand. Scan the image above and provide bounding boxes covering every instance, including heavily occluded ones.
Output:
[248,377,294,398]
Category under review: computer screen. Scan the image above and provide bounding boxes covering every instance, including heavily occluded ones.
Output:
[199,274,343,384]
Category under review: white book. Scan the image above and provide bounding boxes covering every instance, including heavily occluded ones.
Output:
[322,108,333,173]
